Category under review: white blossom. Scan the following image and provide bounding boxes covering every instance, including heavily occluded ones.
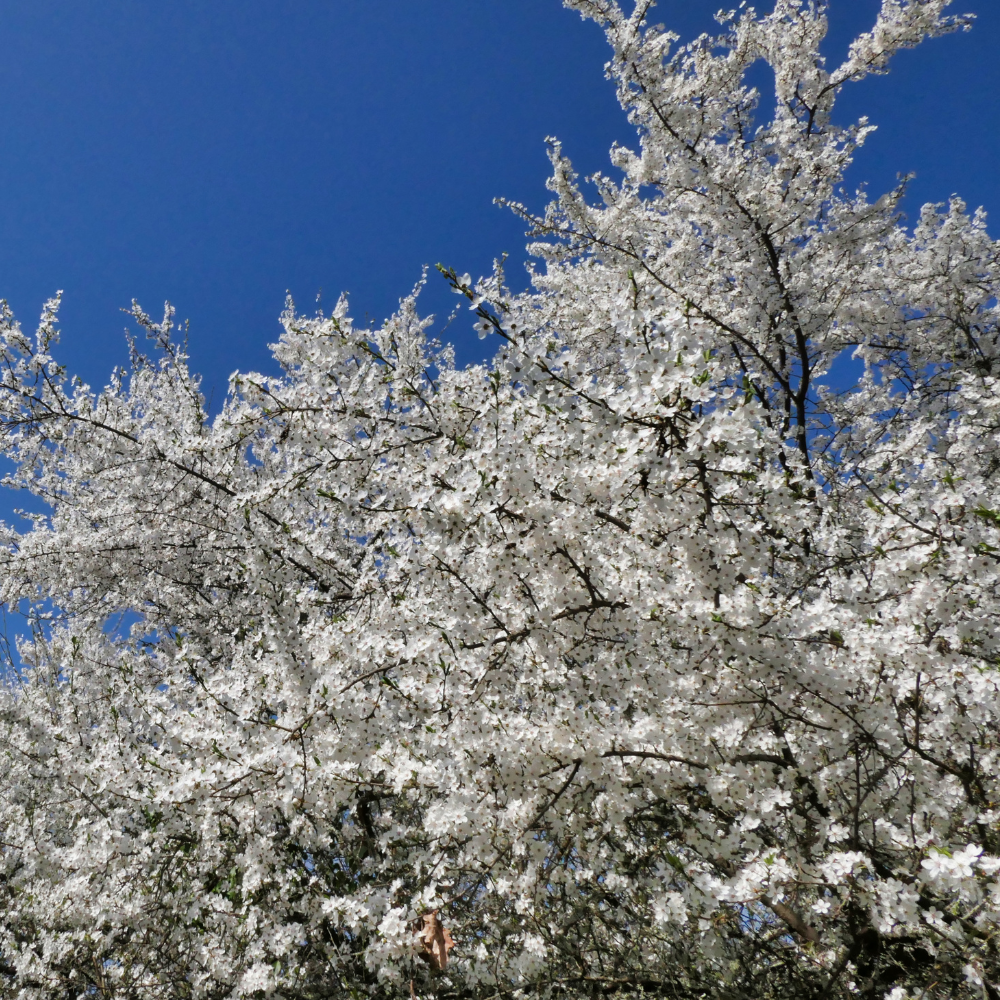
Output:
[1,1,997,999]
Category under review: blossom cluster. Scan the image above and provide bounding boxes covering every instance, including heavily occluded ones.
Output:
[1,2,997,999]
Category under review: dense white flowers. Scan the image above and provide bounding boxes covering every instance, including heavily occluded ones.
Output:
[1,2,998,999]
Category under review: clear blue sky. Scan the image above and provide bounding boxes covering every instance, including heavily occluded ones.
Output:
[0,0,995,403]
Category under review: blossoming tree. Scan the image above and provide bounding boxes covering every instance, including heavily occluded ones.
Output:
[2,1,999,998]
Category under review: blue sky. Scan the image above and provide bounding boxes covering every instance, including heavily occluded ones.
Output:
[0,0,995,404]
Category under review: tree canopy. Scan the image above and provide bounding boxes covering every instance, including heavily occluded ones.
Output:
[2,2,999,999]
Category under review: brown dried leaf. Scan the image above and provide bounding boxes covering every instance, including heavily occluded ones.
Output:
[416,910,455,971]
